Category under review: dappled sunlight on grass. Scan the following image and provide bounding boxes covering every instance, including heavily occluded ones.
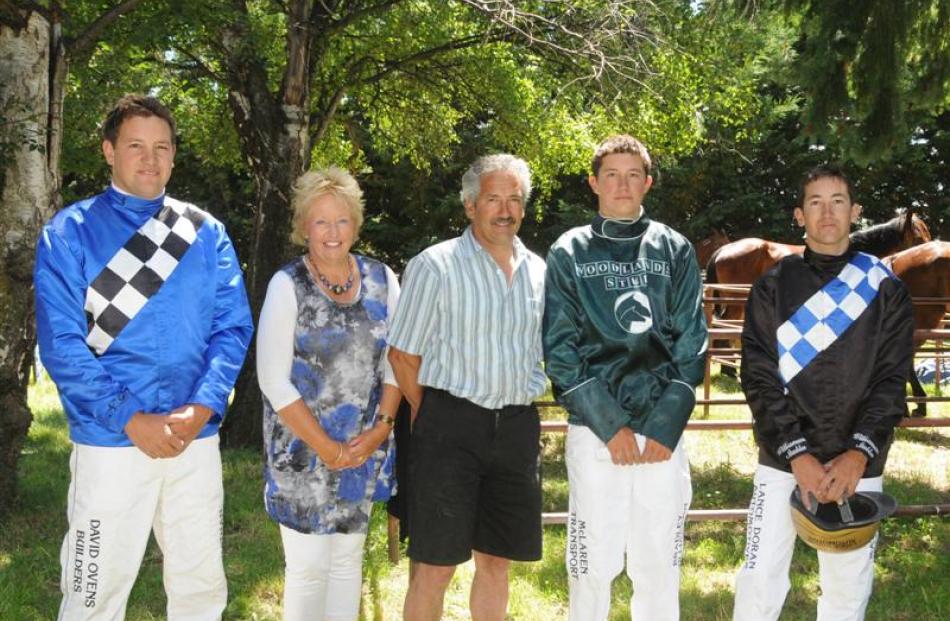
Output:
[685,527,744,569]
[783,566,821,619]
[682,556,738,620]
[689,462,753,509]
[29,376,64,411]
[889,429,949,493]
[509,569,570,619]
[872,515,949,619]
[228,574,282,621]
[896,426,950,448]
[686,433,758,478]
[680,582,735,620]
[685,567,735,596]
[542,479,570,514]
[880,514,947,556]
[23,381,71,455]
[886,471,949,505]
[699,403,755,421]
[218,449,286,620]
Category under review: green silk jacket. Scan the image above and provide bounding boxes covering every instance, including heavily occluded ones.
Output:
[542,214,708,449]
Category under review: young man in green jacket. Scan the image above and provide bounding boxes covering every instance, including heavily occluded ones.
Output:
[543,135,708,621]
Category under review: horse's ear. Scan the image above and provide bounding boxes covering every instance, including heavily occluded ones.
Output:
[903,206,915,234]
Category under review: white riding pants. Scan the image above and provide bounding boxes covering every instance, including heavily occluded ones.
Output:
[565,424,692,621]
[57,435,226,621]
[733,464,882,621]
[279,525,367,621]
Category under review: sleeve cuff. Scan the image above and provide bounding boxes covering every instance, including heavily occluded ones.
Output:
[102,388,146,435]
[641,380,696,450]
[381,346,397,387]
[195,401,223,425]
[189,386,227,422]
[849,432,880,460]
[258,381,304,413]
[558,377,630,444]
[776,437,809,461]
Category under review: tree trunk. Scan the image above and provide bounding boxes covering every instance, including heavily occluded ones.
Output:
[221,158,297,449]
[0,10,54,514]
[221,107,310,447]
[218,4,313,449]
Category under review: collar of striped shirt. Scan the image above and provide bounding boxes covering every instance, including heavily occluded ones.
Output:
[459,225,531,270]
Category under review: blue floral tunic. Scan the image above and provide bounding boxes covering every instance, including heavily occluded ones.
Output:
[263,254,396,534]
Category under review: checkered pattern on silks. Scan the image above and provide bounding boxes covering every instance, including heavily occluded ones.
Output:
[777,252,894,385]
[84,199,206,355]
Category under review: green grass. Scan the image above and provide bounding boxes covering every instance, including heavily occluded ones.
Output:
[2,377,947,620]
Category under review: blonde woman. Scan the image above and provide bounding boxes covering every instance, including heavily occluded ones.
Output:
[257,166,401,620]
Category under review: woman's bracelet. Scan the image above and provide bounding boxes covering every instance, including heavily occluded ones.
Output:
[378,412,396,427]
[333,442,344,464]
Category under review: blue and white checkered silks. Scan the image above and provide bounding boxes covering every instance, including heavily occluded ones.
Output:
[777,252,894,385]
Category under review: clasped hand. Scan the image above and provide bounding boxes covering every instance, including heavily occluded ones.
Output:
[606,428,672,465]
[791,450,868,509]
[125,404,213,459]
[323,424,390,471]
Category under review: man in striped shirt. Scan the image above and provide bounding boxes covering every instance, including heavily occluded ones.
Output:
[388,154,546,621]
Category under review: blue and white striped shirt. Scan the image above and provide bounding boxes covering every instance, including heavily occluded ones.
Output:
[389,227,547,409]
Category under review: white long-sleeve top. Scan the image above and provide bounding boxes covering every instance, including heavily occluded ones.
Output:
[257,261,401,411]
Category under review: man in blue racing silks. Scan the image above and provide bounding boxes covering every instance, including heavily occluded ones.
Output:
[35,94,253,620]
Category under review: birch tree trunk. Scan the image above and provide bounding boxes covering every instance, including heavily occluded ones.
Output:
[0,10,54,514]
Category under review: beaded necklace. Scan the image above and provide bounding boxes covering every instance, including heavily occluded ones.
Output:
[305,255,354,295]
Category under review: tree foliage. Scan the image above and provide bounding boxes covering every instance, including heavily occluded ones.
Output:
[721,0,950,161]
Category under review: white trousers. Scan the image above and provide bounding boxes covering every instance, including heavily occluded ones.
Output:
[279,525,367,621]
[733,465,882,621]
[565,424,692,621]
[57,436,226,621]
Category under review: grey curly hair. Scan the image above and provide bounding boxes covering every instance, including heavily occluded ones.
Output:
[459,154,532,206]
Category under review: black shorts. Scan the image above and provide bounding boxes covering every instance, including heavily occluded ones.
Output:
[407,388,542,565]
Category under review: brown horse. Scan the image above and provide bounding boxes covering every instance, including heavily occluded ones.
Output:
[694,228,730,269]
[706,211,931,287]
[706,211,932,376]
[885,241,950,416]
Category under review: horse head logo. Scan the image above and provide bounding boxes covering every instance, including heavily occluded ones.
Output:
[614,289,653,334]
